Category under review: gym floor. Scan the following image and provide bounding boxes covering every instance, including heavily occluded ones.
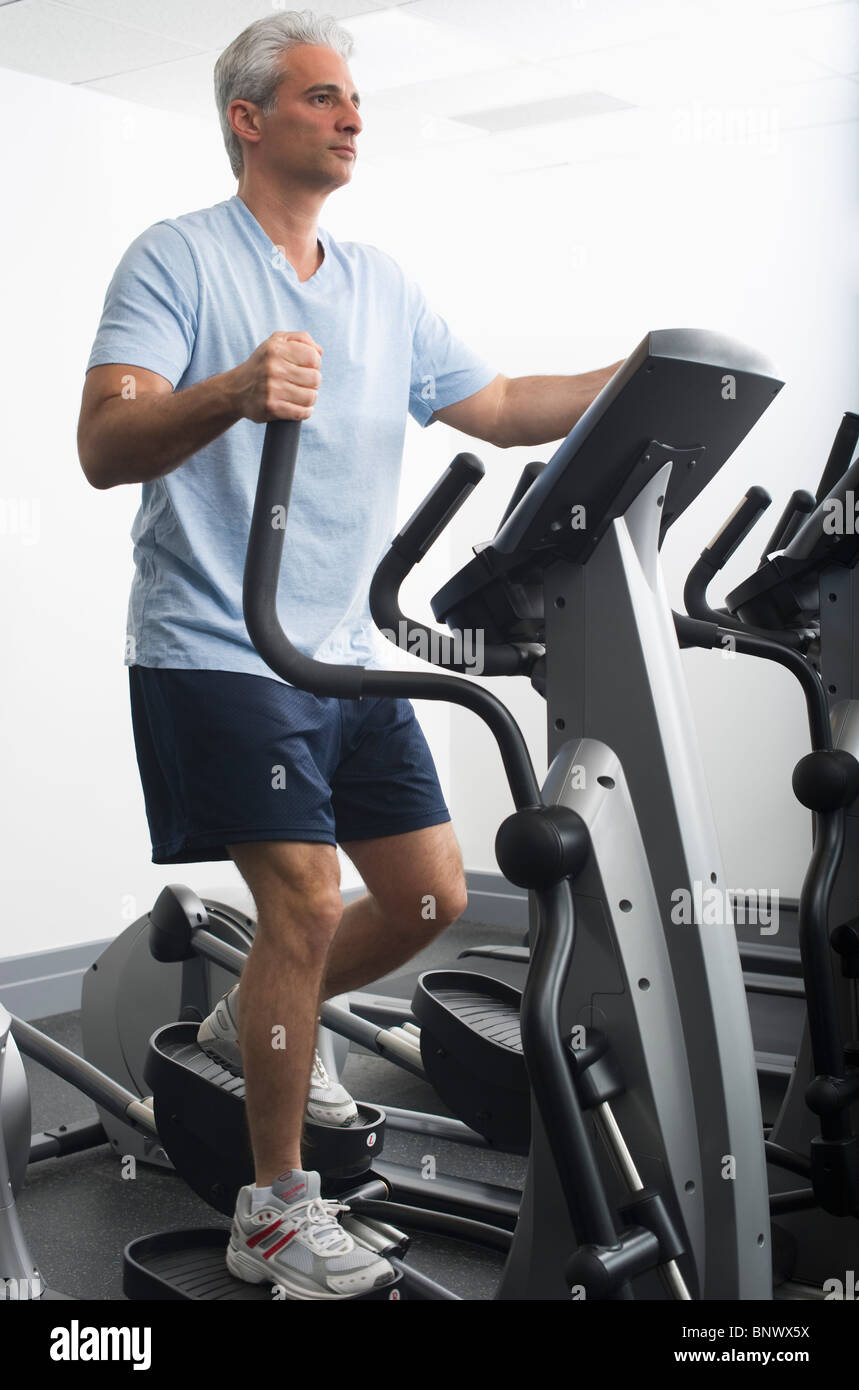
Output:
[17,920,527,1301]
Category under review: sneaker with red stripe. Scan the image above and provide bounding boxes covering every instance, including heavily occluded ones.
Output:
[226,1170,396,1299]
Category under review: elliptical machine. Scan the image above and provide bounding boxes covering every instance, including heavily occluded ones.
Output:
[123,327,858,1300]
[80,415,859,1176]
[683,407,859,1289]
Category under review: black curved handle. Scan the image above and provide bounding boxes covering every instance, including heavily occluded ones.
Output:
[369,454,532,677]
[392,451,485,563]
[760,489,816,562]
[243,419,543,804]
[683,486,771,624]
[243,419,365,697]
[814,411,859,505]
[705,485,772,569]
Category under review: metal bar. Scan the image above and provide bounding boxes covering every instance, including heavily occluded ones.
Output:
[28,1120,107,1164]
[764,1141,813,1180]
[190,929,246,977]
[769,1188,819,1214]
[594,1104,692,1301]
[389,1257,461,1300]
[10,1016,157,1135]
[319,1003,426,1080]
[351,1198,512,1253]
[372,1104,494,1149]
[373,1159,520,1229]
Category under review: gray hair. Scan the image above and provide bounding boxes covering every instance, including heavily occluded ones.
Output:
[214,10,355,179]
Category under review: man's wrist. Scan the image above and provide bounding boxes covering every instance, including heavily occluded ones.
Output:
[213,367,246,425]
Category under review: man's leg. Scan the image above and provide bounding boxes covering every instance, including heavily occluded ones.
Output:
[321,821,468,1000]
[226,838,342,1186]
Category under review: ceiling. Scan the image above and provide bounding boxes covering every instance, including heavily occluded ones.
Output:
[1,0,857,171]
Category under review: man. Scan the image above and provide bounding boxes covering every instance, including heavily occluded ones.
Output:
[77,10,621,1300]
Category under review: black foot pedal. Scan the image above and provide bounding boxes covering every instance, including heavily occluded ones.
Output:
[144,1023,385,1214]
[123,1229,405,1300]
[411,970,529,1152]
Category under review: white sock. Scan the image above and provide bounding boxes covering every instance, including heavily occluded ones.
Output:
[251,1185,273,1213]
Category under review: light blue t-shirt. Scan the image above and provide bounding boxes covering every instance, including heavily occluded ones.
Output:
[85,195,497,677]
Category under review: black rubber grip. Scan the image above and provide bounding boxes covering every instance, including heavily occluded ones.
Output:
[392,453,485,564]
[760,489,816,561]
[815,411,859,505]
[703,485,771,568]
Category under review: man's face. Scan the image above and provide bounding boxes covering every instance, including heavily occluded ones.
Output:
[248,44,362,191]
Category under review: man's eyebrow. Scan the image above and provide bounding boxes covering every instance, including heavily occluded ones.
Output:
[303,83,361,108]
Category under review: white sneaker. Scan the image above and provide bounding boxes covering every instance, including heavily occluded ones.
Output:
[226,1170,396,1300]
[306,1048,359,1126]
[196,984,359,1124]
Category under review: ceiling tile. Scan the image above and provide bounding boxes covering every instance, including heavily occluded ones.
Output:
[775,73,859,126]
[774,0,859,75]
[81,48,222,119]
[454,90,635,132]
[0,0,198,82]
[368,62,573,119]
[546,32,835,111]
[408,0,705,63]
[47,0,387,50]
[343,7,517,92]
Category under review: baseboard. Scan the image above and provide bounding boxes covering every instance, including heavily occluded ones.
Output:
[461,869,528,929]
[0,940,113,1021]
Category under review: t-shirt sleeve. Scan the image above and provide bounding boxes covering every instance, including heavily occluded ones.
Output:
[406,277,499,428]
[85,222,199,387]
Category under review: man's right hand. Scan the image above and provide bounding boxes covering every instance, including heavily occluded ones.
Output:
[229,331,323,423]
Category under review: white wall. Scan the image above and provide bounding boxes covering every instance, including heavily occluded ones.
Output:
[0,58,856,959]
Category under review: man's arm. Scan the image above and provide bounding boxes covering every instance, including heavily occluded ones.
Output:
[78,364,241,489]
[77,333,322,490]
[432,362,624,449]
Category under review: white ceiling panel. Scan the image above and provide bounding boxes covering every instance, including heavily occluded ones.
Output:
[47,0,388,50]
[344,6,520,92]
[409,0,712,64]
[453,90,634,132]
[368,61,574,119]
[775,0,859,75]
[83,48,221,118]
[492,105,665,166]
[546,34,834,111]
[377,103,664,176]
[0,0,198,83]
[774,72,859,127]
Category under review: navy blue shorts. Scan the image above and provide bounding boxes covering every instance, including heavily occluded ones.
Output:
[128,667,450,865]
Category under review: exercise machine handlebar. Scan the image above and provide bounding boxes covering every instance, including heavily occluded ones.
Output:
[814,410,859,505]
[368,452,533,677]
[760,489,817,563]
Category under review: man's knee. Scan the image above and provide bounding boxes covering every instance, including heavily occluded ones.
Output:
[345,827,469,933]
[229,840,343,949]
[388,874,468,932]
[424,874,468,929]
